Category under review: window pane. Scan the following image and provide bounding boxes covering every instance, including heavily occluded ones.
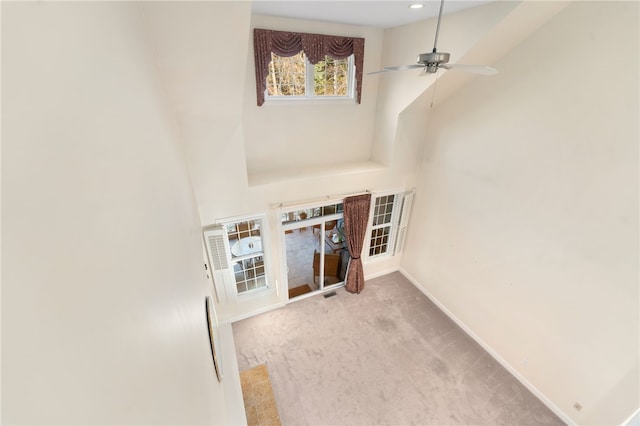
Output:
[233,255,267,294]
[281,203,343,224]
[373,195,395,226]
[282,210,314,224]
[369,226,391,256]
[228,220,261,247]
[267,52,306,96]
[314,55,349,96]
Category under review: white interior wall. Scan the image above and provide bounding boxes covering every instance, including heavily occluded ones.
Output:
[1,2,244,424]
[242,16,383,177]
[164,3,562,323]
[401,2,639,424]
[4,1,635,423]
[139,1,254,217]
[142,8,422,322]
[371,1,519,167]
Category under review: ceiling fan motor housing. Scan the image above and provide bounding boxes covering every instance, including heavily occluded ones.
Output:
[417,51,450,67]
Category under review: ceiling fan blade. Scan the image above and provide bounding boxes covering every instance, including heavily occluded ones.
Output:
[368,69,392,75]
[385,64,425,72]
[368,64,424,75]
[440,64,498,75]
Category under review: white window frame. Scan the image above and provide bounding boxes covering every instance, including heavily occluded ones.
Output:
[363,189,414,262]
[265,54,356,102]
[366,191,403,259]
[204,214,272,304]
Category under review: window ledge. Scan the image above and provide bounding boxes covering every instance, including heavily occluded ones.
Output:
[262,97,357,107]
[247,160,386,187]
[366,253,392,262]
[237,285,274,302]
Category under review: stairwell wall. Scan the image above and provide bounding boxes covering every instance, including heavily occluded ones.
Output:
[1,2,244,424]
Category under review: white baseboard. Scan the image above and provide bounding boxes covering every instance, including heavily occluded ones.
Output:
[225,268,399,324]
[365,266,401,280]
[224,301,286,324]
[399,267,575,426]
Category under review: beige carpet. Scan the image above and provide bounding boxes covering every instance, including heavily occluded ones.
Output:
[239,364,281,426]
[233,271,564,426]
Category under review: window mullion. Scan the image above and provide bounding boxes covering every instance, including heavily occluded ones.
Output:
[305,56,314,98]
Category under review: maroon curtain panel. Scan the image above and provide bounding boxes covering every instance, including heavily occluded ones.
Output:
[253,28,365,106]
[343,193,371,294]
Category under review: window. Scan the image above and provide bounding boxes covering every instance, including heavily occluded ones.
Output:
[267,52,354,99]
[369,195,396,257]
[367,191,414,258]
[203,217,269,303]
[253,28,364,106]
[280,202,344,225]
[225,219,267,295]
[314,56,351,96]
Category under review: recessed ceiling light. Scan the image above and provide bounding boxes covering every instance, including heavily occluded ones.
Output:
[409,4,424,9]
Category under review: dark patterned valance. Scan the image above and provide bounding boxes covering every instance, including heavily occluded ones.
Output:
[253,28,365,106]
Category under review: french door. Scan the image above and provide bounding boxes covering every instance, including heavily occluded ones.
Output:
[280,204,348,300]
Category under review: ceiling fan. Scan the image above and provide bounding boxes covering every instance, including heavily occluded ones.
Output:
[369,0,498,76]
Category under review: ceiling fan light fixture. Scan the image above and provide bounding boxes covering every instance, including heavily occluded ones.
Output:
[409,4,424,9]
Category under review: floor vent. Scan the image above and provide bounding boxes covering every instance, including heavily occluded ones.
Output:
[323,291,337,298]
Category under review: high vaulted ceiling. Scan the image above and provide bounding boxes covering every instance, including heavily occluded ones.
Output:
[251,0,496,29]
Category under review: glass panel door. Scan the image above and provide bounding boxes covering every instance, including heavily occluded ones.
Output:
[283,207,347,300]
[314,218,347,287]
[284,215,318,299]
